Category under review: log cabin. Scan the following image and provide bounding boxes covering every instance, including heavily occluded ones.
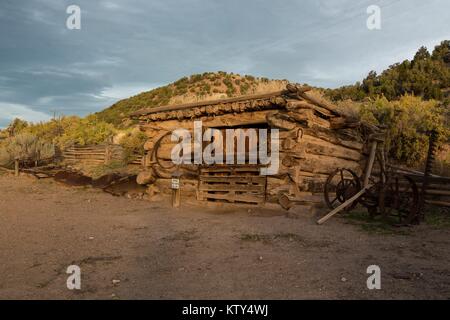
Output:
[130,83,365,207]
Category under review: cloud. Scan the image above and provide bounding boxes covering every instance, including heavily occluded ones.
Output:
[99,83,164,100]
[0,0,448,125]
[101,1,121,10]
[0,102,51,127]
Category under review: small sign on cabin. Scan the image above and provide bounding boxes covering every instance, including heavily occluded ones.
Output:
[171,178,180,190]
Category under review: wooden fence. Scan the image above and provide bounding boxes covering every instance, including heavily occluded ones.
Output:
[385,167,449,208]
[411,175,450,208]
[62,144,143,166]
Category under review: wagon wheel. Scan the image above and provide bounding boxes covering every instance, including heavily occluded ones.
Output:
[153,132,177,171]
[324,168,362,211]
[385,175,420,224]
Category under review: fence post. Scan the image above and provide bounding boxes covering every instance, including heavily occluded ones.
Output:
[14,157,19,177]
[35,150,40,167]
[171,170,181,208]
[104,145,112,165]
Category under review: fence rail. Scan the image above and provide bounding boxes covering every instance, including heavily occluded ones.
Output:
[62,144,143,166]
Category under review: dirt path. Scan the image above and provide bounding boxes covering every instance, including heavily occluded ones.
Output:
[0,174,449,299]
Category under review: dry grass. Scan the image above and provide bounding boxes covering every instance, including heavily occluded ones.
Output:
[168,75,288,105]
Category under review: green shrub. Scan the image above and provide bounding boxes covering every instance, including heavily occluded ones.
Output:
[360,95,448,166]
[118,130,147,161]
[240,83,250,95]
[54,115,116,147]
[6,118,29,136]
[327,41,450,102]
[3,115,116,150]
[190,74,203,83]
[0,133,55,166]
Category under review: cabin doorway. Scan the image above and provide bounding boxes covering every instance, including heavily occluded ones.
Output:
[197,124,269,205]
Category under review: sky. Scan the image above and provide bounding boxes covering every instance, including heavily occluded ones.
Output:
[0,0,449,128]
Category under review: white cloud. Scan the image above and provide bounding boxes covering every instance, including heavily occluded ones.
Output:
[0,102,51,126]
[316,0,357,17]
[24,66,102,79]
[99,83,164,100]
[101,1,121,10]
[1,0,449,119]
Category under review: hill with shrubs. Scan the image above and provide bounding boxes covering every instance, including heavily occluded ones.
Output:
[96,72,289,127]
[0,42,449,175]
[326,40,450,102]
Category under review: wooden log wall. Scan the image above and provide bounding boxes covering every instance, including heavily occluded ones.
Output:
[136,103,364,206]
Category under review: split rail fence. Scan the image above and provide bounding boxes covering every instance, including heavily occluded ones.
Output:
[62,144,143,166]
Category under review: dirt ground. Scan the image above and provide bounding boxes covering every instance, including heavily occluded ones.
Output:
[0,174,449,300]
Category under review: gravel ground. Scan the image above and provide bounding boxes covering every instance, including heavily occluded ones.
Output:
[0,174,449,300]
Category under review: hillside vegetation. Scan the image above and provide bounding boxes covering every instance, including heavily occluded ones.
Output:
[326,40,450,102]
[327,40,450,174]
[96,72,288,126]
[1,43,449,174]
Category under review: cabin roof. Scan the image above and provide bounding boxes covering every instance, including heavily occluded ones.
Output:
[129,84,343,122]
[130,90,287,117]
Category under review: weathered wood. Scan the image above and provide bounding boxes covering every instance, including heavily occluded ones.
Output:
[104,145,112,164]
[199,192,265,204]
[199,183,265,192]
[140,111,272,132]
[203,111,270,128]
[329,117,360,129]
[200,175,266,183]
[286,100,334,119]
[64,152,106,156]
[424,189,450,196]
[200,166,261,174]
[285,111,331,128]
[317,186,371,225]
[0,167,14,173]
[297,154,361,175]
[282,137,297,150]
[62,144,130,165]
[278,192,323,210]
[198,165,266,204]
[133,83,367,207]
[298,91,341,116]
[285,109,314,125]
[266,113,297,130]
[286,83,312,94]
[298,135,362,161]
[363,140,378,187]
[14,158,19,177]
[137,170,156,185]
[425,200,450,207]
[172,187,181,208]
[131,90,287,117]
[302,127,363,151]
